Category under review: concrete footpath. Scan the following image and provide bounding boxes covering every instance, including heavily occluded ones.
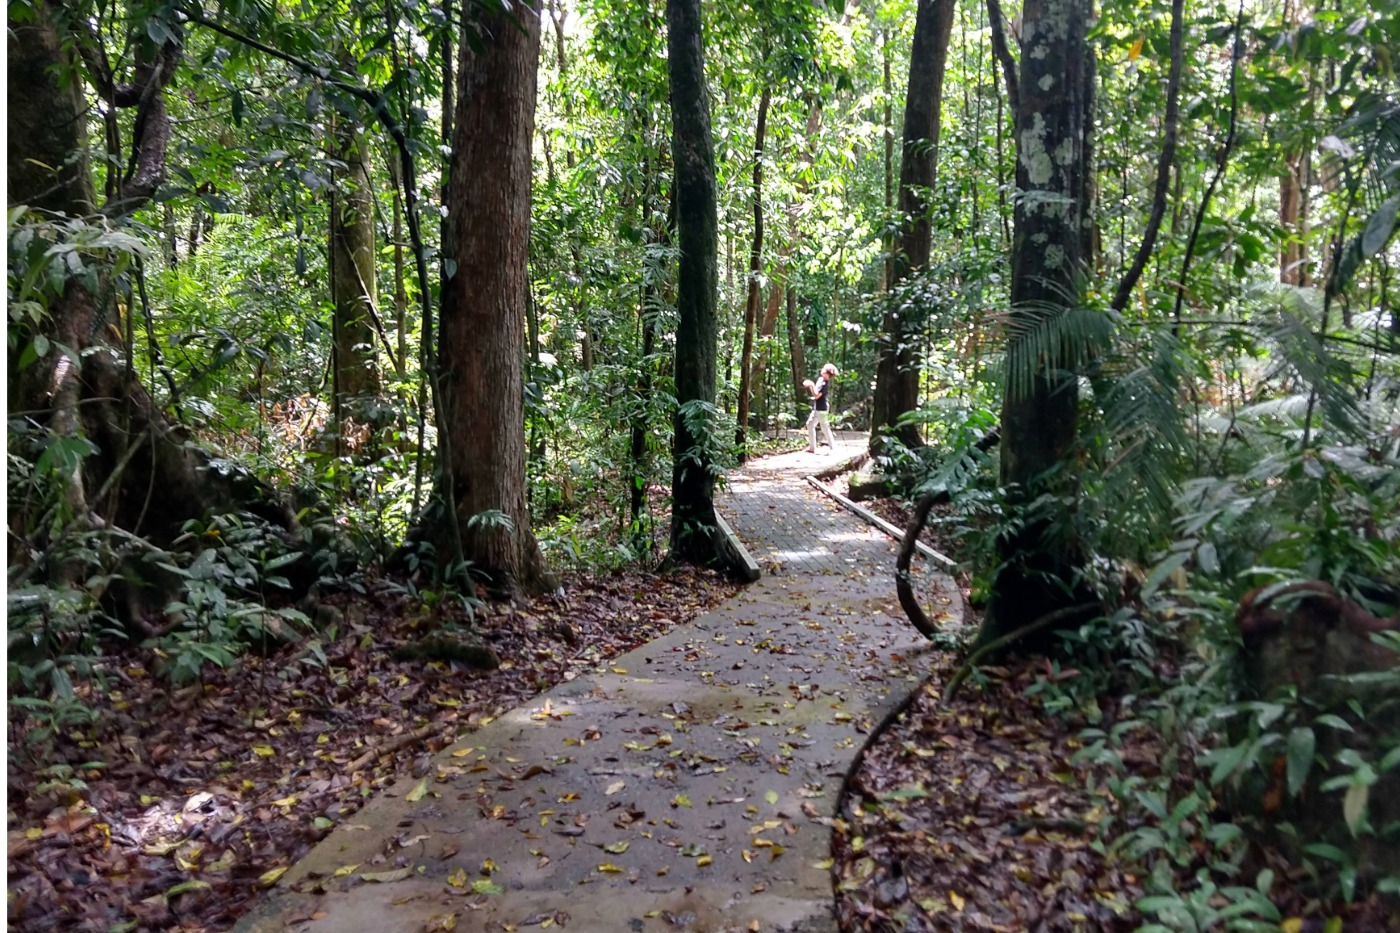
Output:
[236,440,961,933]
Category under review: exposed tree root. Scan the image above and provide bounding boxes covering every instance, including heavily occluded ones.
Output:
[941,603,1098,706]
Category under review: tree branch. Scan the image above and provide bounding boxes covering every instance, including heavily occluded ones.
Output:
[985,0,1019,123]
[1111,0,1185,312]
[1172,0,1245,333]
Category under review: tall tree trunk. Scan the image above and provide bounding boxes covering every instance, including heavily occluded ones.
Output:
[982,0,1097,645]
[666,0,723,565]
[1281,152,1311,286]
[870,0,957,454]
[329,119,380,424]
[434,4,552,595]
[882,26,895,293]
[734,86,772,461]
[785,286,808,422]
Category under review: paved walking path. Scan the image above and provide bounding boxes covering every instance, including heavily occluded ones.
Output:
[237,440,961,933]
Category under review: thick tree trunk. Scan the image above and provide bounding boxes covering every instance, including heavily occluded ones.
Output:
[870,0,957,454]
[666,0,723,565]
[982,0,1098,646]
[734,86,771,461]
[434,4,553,595]
[329,120,380,412]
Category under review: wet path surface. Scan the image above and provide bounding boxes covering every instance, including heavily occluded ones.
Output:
[237,441,959,933]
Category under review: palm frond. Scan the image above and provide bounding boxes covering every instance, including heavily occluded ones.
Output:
[1251,283,1363,437]
[1002,297,1119,403]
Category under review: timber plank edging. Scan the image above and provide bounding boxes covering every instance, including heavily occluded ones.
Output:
[806,477,958,569]
[714,510,762,582]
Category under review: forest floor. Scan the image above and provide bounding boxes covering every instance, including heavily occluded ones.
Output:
[835,497,1400,933]
[6,567,736,933]
[8,443,1397,933]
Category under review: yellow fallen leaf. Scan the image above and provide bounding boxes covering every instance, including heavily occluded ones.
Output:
[257,866,289,887]
[603,841,630,855]
[332,864,361,878]
[406,779,428,802]
[605,781,625,796]
[251,745,275,758]
[696,854,712,867]
[949,891,965,911]
[270,795,297,808]
[597,862,624,873]
[671,794,692,808]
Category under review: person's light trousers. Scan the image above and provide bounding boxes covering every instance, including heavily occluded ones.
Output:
[806,408,835,449]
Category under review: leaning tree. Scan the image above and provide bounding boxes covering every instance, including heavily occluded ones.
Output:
[8,2,294,617]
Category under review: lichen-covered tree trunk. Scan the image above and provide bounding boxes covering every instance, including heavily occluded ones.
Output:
[870,0,957,454]
[434,3,552,595]
[329,120,380,412]
[666,0,723,564]
[980,0,1098,645]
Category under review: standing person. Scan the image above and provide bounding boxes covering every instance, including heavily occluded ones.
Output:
[803,363,838,453]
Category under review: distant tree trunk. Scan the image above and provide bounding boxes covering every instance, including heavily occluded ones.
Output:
[163,204,179,267]
[981,0,1097,646]
[747,280,785,424]
[7,4,293,610]
[432,4,552,595]
[630,144,669,552]
[1281,152,1311,286]
[329,119,380,429]
[734,86,772,461]
[1279,0,1311,288]
[786,286,808,422]
[666,0,723,565]
[870,0,957,454]
[882,27,895,293]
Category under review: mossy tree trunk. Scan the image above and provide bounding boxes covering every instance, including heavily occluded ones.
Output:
[329,118,381,429]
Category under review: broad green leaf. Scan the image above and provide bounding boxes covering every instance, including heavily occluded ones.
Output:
[1361,197,1398,257]
[1285,727,1315,797]
[1342,783,1368,835]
